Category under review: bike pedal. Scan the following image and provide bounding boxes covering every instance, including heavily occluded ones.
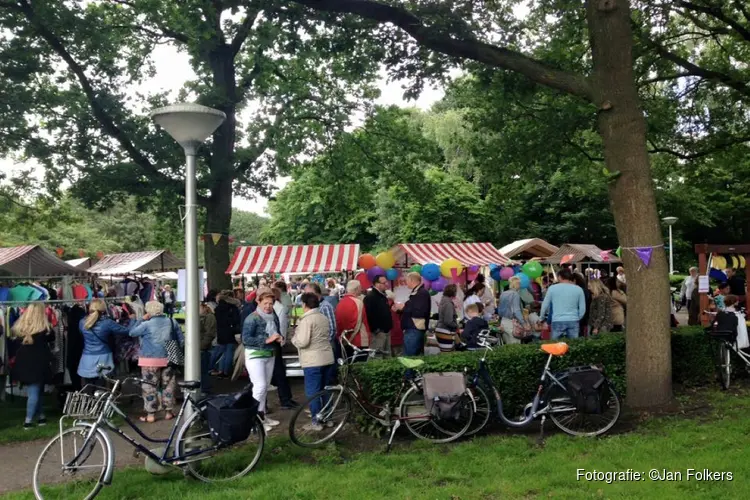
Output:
[133,449,141,458]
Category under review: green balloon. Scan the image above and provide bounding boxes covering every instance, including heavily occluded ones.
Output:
[522,261,543,279]
[409,264,423,273]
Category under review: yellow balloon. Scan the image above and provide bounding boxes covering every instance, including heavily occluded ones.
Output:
[440,258,464,278]
[740,256,747,268]
[375,251,396,270]
[712,255,726,270]
[731,256,739,269]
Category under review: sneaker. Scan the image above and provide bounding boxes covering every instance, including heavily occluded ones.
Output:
[262,416,281,427]
[263,424,274,433]
[268,385,278,392]
[303,422,324,432]
[280,400,300,410]
[38,418,47,426]
[305,409,312,416]
[23,422,34,430]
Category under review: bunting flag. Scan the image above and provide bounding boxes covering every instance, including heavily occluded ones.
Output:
[78,249,86,258]
[600,250,611,262]
[560,254,575,265]
[615,246,622,258]
[635,247,653,268]
[55,247,64,257]
[96,251,104,259]
[211,233,222,245]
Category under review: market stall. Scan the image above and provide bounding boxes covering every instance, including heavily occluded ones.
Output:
[65,257,95,270]
[226,244,361,276]
[498,238,559,260]
[389,242,510,269]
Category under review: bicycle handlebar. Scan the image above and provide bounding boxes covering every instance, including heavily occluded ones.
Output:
[96,364,157,387]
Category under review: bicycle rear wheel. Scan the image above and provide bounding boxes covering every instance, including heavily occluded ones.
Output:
[33,425,109,500]
[175,410,264,483]
[464,385,492,437]
[547,383,621,437]
[718,342,732,390]
[399,385,473,443]
[289,387,351,447]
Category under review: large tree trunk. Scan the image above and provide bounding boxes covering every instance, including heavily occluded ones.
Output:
[204,180,233,291]
[586,0,672,408]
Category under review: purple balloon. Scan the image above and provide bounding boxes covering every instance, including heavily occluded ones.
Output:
[366,266,385,282]
[422,277,432,290]
[468,265,480,273]
[431,276,448,292]
[500,267,515,280]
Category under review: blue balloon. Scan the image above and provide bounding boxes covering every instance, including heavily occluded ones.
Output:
[385,268,399,281]
[518,273,531,289]
[421,263,441,281]
[490,266,502,282]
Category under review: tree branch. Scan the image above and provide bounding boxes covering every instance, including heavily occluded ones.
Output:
[230,6,261,56]
[290,0,593,101]
[110,0,190,43]
[677,1,750,42]
[16,0,206,202]
[648,135,750,160]
[639,72,697,85]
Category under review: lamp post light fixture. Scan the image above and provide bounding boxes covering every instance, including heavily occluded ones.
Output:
[150,103,226,400]
[662,216,678,275]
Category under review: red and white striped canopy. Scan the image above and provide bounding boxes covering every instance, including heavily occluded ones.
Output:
[226,244,360,275]
[391,242,509,267]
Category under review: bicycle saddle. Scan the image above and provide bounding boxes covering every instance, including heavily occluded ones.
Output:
[178,380,201,389]
[541,343,569,356]
[398,357,425,369]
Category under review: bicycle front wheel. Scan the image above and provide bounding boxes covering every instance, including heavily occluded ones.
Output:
[718,342,732,390]
[399,385,474,443]
[33,425,109,500]
[175,410,265,483]
[289,387,351,447]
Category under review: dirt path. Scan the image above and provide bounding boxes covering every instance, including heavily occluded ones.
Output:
[0,379,302,495]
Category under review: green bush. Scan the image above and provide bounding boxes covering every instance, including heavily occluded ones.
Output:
[669,274,687,287]
[351,327,717,415]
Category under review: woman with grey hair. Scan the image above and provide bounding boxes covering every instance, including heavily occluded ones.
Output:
[129,300,183,423]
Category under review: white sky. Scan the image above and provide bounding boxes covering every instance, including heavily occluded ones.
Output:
[0,44,448,216]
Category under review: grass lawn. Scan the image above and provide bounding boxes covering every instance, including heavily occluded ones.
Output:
[0,396,61,444]
[5,384,750,499]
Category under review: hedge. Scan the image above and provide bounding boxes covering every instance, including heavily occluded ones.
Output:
[351,326,718,416]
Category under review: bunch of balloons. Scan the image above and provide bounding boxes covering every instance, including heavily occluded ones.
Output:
[487,261,544,291]
[356,251,399,288]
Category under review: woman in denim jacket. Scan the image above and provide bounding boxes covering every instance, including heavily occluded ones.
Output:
[129,301,183,423]
[78,299,136,386]
[242,289,282,431]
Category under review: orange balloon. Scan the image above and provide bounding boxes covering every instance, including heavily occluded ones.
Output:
[359,253,376,270]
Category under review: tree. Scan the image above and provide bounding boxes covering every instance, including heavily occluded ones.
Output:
[289,0,674,408]
[230,209,269,246]
[0,0,379,288]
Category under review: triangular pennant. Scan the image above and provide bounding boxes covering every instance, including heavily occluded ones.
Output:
[211,233,221,245]
[615,246,622,258]
[55,247,64,257]
[635,247,653,268]
[560,254,575,265]
[600,250,611,262]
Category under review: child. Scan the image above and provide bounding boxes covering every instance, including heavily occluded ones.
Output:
[461,303,489,349]
[527,302,543,342]
[713,282,730,311]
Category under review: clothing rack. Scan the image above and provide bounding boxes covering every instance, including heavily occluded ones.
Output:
[0,296,131,306]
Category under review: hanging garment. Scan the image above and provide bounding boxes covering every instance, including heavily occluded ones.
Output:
[66,305,86,390]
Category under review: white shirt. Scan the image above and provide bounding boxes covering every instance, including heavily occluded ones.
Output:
[681,275,697,301]
[727,307,749,349]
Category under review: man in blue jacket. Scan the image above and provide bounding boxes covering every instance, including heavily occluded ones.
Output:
[540,268,586,339]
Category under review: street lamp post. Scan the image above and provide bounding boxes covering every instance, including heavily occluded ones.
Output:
[662,216,678,275]
[150,104,226,400]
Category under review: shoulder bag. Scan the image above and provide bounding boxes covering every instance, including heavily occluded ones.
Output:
[166,319,184,366]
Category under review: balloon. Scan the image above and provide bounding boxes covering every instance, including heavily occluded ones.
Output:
[490,265,502,282]
[421,263,441,281]
[431,276,448,292]
[712,255,727,270]
[366,266,385,282]
[409,264,423,273]
[500,267,515,280]
[375,251,396,270]
[522,261,543,279]
[741,256,747,268]
[359,253,376,270]
[440,258,464,279]
[500,280,509,289]
[355,272,371,290]
[422,277,432,290]
[731,256,739,269]
[385,268,399,281]
[518,273,531,289]
[468,265,480,274]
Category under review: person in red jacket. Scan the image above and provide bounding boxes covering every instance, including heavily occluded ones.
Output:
[335,280,371,360]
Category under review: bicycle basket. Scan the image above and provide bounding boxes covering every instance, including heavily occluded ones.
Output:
[63,390,112,419]
[423,372,467,421]
[203,388,259,446]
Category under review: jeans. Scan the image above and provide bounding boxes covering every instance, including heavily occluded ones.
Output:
[403,329,425,356]
[303,365,334,423]
[212,343,236,375]
[200,350,211,392]
[25,383,44,423]
[551,321,580,340]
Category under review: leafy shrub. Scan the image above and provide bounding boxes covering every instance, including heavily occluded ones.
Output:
[351,327,718,414]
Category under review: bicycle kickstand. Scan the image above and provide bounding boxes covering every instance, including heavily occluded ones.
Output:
[386,420,401,453]
[537,414,546,446]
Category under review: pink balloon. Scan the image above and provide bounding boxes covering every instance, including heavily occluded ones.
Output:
[500,267,515,280]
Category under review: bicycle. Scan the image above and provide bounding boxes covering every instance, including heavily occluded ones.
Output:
[463,332,621,438]
[705,327,750,390]
[33,366,264,500]
[288,338,475,451]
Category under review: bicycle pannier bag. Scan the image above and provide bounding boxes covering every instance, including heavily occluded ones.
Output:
[203,384,259,445]
[565,366,609,414]
[423,372,468,421]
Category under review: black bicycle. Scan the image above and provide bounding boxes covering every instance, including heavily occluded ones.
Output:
[464,333,621,438]
[33,366,264,500]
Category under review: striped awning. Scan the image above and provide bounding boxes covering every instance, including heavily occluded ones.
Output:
[87,250,185,275]
[391,242,509,267]
[0,245,86,276]
[226,244,360,275]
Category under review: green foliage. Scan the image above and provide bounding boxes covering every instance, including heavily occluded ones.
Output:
[353,327,716,415]
[229,209,268,246]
